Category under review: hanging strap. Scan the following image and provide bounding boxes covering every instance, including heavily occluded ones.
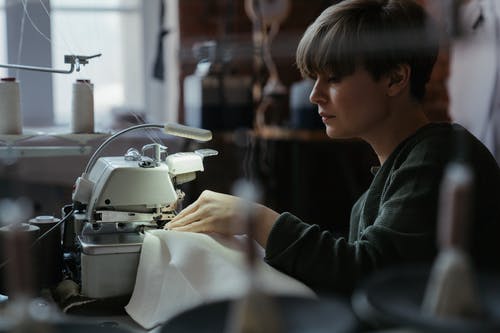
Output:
[152,0,170,81]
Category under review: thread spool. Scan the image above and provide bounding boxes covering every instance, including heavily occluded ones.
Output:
[437,163,474,250]
[29,216,63,289]
[0,77,22,135]
[71,79,94,133]
[0,223,40,296]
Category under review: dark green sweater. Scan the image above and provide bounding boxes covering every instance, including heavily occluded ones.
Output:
[264,123,500,295]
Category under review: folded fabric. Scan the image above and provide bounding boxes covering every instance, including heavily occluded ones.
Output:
[125,230,315,330]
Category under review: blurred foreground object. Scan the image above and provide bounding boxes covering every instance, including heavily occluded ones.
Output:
[448,0,500,163]
[352,163,500,331]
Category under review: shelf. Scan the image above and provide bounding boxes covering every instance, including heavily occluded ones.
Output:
[211,126,367,143]
[0,131,106,159]
[50,133,109,145]
[0,146,93,159]
[0,134,37,145]
[252,126,329,141]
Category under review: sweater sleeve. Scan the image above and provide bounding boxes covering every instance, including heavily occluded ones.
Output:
[264,213,360,294]
[264,213,432,295]
[264,148,441,295]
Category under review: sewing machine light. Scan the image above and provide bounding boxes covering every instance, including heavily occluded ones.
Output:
[83,123,212,175]
[164,123,212,141]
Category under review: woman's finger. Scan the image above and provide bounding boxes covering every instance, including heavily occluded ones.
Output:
[171,200,200,221]
[165,208,203,229]
[169,220,210,233]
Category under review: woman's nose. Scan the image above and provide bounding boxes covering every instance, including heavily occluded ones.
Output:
[309,79,326,105]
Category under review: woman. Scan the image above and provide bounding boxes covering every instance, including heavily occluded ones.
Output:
[166,0,500,295]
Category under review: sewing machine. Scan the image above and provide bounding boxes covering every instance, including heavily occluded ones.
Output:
[70,123,217,298]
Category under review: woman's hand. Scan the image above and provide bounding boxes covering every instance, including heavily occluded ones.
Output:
[165,190,279,247]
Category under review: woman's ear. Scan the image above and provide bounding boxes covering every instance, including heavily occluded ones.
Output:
[387,64,411,97]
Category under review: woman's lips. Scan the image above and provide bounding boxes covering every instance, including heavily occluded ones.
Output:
[321,114,336,123]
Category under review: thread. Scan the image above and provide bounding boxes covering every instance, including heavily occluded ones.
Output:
[0,77,22,135]
[71,79,94,133]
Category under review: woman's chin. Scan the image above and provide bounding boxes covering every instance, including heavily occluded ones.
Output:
[325,127,341,138]
[325,127,353,140]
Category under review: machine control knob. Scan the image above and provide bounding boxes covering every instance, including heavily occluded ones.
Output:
[124,148,141,161]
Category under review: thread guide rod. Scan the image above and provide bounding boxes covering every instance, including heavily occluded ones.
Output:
[0,54,101,74]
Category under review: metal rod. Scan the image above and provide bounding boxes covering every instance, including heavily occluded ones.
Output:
[0,62,74,74]
[0,53,101,74]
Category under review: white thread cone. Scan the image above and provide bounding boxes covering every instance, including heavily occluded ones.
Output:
[0,77,22,135]
[71,79,94,133]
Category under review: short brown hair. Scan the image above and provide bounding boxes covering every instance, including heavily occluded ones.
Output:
[296,0,439,101]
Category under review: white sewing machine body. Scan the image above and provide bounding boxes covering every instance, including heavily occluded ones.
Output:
[72,143,217,298]
[86,156,178,216]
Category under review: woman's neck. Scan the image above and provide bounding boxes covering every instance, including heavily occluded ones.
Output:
[365,105,430,165]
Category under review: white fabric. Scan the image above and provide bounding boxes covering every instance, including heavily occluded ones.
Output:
[125,230,315,330]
